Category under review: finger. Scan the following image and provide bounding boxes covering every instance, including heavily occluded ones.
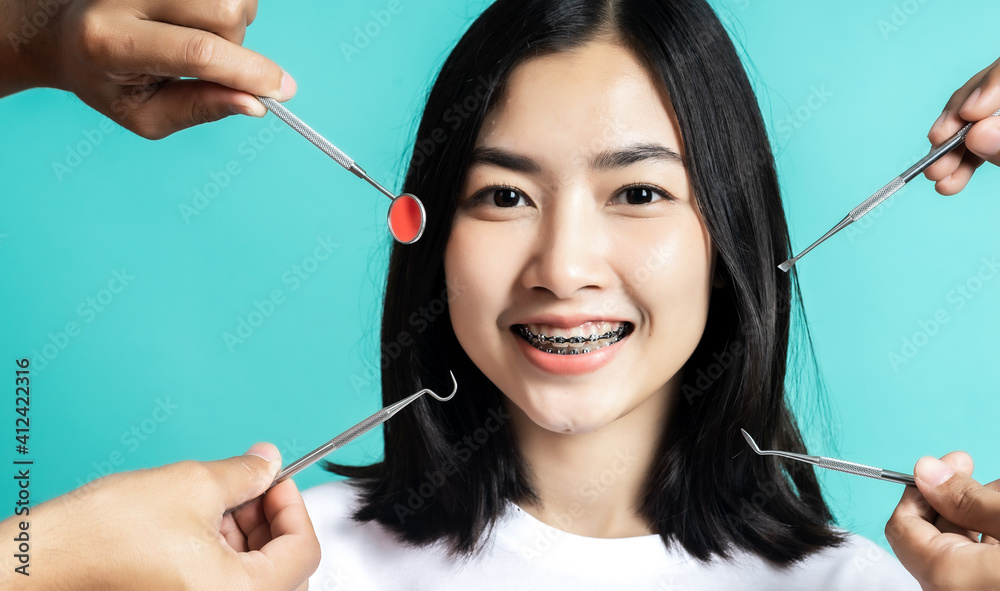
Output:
[933,151,985,196]
[201,443,282,512]
[120,78,266,139]
[980,478,1000,544]
[932,452,981,541]
[957,58,1000,123]
[885,484,943,579]
[928,68,989,146]
[236,494,274,552]
[245,0,258,26]
[106,20,295,101]
[914,455,1000,539]
[923,144,965,182]
[231,479,308,553]
[220,511,250,552]
[933,516,979,542]
[239,479,321,590]
[142,0,253,45]
[964,116,1000,167]
[940,450,974,476]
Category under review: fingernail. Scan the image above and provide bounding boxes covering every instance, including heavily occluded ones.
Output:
[278,70,297,101]
[915,456,954,487]
[962,87,982,113]
[929,111,947,138]
[244,442,280,463]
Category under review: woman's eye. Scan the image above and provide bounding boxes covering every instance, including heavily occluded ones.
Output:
[612,186,669,205]
[489,188,529,207]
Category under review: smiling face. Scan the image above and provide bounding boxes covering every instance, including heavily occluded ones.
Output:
[444,40,716,436]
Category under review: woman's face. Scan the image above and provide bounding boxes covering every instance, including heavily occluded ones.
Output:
[444,40,716,435]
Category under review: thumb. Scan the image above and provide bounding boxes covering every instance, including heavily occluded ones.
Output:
[122,79,267,140]
[914,455,1000,538]
[204,442,283,511]
[964,116,1000,168]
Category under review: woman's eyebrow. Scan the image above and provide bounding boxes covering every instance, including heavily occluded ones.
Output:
[468,143,684,174]
[591,143,685,171]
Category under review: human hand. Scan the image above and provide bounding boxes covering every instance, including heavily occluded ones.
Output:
[4,0,295,139]
[0,442,320,591]
[885,451,1000,591]
[925,58,1000,195]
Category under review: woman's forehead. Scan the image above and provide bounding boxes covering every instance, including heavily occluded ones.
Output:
[474,40,683,161]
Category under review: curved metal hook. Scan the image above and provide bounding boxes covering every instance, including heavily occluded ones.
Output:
[741,428,812,462]
[424,370,457,401]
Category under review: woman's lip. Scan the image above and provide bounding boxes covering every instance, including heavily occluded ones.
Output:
[513,329,629,376]
[509,315,632,329]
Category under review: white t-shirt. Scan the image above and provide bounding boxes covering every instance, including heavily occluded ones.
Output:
[302,479,919,590]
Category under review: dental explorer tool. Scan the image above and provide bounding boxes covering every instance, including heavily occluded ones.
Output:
[778,109,1000,272]
[225,372,458,515]
[256,96,427,244]
[741,428,915,486]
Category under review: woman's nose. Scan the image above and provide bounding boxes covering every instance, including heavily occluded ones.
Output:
[520,192,614,299]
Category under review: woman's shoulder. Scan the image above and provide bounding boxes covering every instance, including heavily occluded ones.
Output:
[301,478,454,588]
[300,478,359,520]
[777,531,919,590]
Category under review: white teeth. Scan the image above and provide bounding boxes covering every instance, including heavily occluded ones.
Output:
[524,321,624,339]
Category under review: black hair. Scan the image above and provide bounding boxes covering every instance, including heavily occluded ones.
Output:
[326,0,843,565]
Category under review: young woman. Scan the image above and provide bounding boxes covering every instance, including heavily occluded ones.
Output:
[2,1,1000,589]
[304,0,918,587]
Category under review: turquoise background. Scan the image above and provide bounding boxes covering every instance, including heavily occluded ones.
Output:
[2,0,998,556]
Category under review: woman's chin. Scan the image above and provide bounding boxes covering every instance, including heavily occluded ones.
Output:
[509,390,628,435]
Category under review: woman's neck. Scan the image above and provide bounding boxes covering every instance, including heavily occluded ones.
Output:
[508,380,675,539]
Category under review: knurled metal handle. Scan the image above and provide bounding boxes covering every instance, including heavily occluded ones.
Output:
[848,176,905,221]
[817,456,883,480]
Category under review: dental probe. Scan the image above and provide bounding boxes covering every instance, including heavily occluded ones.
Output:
[256,96,427,244]
[779,109,1000,272]
[225,372,457,516]
[741,429,914,486]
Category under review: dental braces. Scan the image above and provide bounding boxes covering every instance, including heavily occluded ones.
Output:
[518,325,627,344]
